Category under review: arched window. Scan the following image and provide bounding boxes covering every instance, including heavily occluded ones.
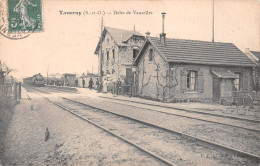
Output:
[149,49,154,61]
[133,49,139,59]
[112,49,115,59]
[107,50,109,60]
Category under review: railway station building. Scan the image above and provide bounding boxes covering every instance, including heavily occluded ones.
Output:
[133,33,256,104]
[94,27,145,92]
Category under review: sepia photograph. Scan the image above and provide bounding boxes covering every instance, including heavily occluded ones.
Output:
[0,0,259,165]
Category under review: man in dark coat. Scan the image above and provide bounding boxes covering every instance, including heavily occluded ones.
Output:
[82,78,85,88]
[75,79,78,87]
[116,78,122,95]
[96,78,100,91]
[89,78,93,89]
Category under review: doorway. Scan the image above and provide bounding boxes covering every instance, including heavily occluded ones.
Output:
[213,76,221,102]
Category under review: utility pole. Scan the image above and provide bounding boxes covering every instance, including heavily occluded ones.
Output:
[92,65,93,78]
[47,64,49,85]
[99,17,103,80]
[212,0,214,42]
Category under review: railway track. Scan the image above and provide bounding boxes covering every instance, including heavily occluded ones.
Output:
[24,87,175,165]
[24,85,260,164]
[99,96,260,132]
[23,84,50,94]
[49,99,179,166]
[60,97,259,164]
[41,86,79,94]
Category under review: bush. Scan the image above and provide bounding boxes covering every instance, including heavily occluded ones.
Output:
[0,96,15,162]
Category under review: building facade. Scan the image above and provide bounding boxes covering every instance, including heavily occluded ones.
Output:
[245,49,260,100]
[134,35,255,104]
[61,73,76,86]
[94,27,145,88]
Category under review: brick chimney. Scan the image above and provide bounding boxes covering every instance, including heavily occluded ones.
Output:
[160,12,166,45]
[245,48,250,54]
[145,31,150,38]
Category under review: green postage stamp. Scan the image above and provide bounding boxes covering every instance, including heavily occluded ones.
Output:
[7,0,43,33]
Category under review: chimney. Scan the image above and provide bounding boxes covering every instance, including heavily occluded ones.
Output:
[245,48,250,54]
[145,31,150,38]
[160,12,166,45]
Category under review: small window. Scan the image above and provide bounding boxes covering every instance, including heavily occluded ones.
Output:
[133,37,139,43]
[234,73,243,91]
[187,71,198,91]
[107,38,110,44]
[133,49,139,59]
[149,49,154,61]
[107,51,109,60]
[112,49,115,59]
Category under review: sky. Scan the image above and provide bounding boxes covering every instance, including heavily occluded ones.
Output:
[0,0,259,80]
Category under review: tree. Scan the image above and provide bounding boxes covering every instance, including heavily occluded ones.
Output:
[0,61,15,85]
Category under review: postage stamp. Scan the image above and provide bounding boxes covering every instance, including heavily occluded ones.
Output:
[7,0,43,33]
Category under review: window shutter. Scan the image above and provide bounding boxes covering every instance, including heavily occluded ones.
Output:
[198,70,204,92]
[243,73,249,90]
[181,70,187,92]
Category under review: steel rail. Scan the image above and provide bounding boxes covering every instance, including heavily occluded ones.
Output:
[23,85,50,94]
[63,97,260,162]
[43,86,79,94]
[100,96,259,123]
[48,99,177,166]
[99,97,260,132]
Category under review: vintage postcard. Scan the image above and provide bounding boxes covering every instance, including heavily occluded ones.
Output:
[0,0,259,165]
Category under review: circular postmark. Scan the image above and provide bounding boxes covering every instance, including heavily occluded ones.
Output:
[0,0,42,40]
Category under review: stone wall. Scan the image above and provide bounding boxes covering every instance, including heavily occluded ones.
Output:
[100,32,144,84]
[136,44,169,100]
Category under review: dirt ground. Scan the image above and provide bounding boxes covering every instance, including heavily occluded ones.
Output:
[1,91,164,166]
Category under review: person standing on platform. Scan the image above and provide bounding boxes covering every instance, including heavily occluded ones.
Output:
[89,78,93,90]
[82,78,85,88]
[99,78,103,92]
[75,79,78,87]
[96,78,100,91]
[116,78,122,95]
[103,78,108,93]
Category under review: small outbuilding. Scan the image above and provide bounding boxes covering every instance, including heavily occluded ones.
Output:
[61,73,76,87]
[134,34,255,104]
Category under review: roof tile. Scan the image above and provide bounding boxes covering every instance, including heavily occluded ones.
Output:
[149,37,255,67]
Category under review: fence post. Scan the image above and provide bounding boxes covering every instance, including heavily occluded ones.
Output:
[130,82,132,97]
[14,82,17,101]
[18,82,21,99]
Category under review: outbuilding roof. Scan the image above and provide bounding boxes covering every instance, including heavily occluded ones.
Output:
[135,37,255,67]
[211,69,238,79]
[250,51,260,60]
[94,27,144,54]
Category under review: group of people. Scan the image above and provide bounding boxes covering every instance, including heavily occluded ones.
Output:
[76,77,123,95]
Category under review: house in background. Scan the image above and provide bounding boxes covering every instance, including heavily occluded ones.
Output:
[133,32,255,104]
[77,72,99,89]
[61,73,76,86]
[94,27,145,90]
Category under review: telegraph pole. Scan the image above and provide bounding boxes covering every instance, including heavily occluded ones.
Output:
[212,0,214,42]
[47,64,49,85]
[99,17,103,80]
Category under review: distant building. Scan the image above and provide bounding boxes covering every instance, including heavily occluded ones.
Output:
[94,27,145,86]
[61,73,76,86]
[77,73,98,88]
[134,34,255,104]
[0,71,4,85]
